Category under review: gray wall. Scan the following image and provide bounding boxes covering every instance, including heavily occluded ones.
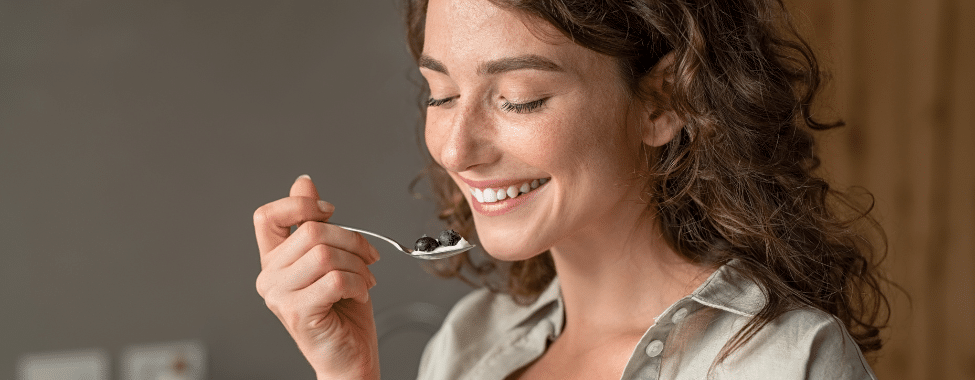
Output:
[0,0,470,378]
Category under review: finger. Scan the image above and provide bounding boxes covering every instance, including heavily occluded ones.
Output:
[284,244,377,291]
[290,174,321,200]
[254,174,335,256]
[301,270,372,307]
[254,193,335,259]
[269,222,380,269]
[255,246,375,301]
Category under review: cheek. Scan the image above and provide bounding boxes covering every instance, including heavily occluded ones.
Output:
[501,114,575,171]
[525,105,637,174]
[424,123,437,157]
[424,116,446,164]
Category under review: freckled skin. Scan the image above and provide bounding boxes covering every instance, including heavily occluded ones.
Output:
[421,0,651,260]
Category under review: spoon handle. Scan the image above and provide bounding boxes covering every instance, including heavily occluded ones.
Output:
[329,223,413,253]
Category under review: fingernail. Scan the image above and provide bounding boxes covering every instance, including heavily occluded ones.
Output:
[297,174,311,181]
[317,200,334,213]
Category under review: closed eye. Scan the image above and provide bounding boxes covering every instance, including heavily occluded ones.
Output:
[501,98,547,114]
[427,96,458,107]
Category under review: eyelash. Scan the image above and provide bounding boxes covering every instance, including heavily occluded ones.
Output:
[501,98,547,114]
[425,96,548,114]
[426,96,456,107]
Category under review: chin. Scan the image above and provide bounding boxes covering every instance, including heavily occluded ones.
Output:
[475,229,549,262]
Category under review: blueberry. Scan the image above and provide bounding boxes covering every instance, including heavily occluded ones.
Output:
[414,235,440,252]
[438,229,461,246]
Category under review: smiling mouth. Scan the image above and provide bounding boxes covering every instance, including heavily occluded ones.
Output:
[470,178,549,203]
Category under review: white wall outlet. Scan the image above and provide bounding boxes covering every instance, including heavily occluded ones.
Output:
[120,340,206,380]
[18,348,110,380]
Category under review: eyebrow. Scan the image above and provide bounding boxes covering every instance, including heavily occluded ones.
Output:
[419,55,449,74]
[418,54,565,76]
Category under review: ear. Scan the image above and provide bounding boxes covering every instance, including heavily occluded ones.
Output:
[638,52,682,147]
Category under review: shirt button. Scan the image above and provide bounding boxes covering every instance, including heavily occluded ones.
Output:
[543,320,556,336]
[672,307,689,323]
[645,340,664,357]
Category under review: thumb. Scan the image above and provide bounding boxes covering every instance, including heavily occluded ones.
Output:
[291,174,322,200]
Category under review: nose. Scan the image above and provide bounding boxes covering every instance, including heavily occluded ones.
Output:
[427,100,498,172]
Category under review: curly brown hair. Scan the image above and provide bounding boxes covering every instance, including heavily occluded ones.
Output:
[405,0,892,359]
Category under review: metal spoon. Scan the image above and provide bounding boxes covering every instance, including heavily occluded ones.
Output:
[329,223,474,260]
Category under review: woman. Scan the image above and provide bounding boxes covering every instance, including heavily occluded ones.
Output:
[253,0,889,379]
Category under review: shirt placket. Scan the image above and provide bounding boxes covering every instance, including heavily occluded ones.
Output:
[618,302,696,380]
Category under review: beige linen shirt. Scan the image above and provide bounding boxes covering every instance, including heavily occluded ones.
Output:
[417,261,877,380]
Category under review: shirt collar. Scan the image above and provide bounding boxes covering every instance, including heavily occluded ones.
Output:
[689,259,767,317]
[508,259,767,330]
[508,276,564,332]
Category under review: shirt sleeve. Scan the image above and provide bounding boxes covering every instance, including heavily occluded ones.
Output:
[416,319,449,380]
[415,288,504,380]
[803,317,878,380]
[415,291,483,380]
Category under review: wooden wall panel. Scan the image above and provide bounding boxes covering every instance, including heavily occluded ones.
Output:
[942,0,975,376]
[787,0,974,378]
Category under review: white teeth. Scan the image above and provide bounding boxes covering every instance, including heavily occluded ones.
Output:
[506,186,519,199]
[470,178,550,204]
[483,189,497,202]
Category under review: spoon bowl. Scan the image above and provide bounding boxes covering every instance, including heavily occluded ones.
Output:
[330,223,474,260]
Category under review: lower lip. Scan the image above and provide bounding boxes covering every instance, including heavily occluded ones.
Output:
[470,184,547,217]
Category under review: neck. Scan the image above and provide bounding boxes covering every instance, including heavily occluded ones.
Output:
[548,209,714,343]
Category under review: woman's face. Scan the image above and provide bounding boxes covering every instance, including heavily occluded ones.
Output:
[421,0,650,260]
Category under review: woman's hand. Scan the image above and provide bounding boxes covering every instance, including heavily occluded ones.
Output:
[254,175,381,380]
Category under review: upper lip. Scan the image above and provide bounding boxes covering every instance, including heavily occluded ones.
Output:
[456,175,548,189]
